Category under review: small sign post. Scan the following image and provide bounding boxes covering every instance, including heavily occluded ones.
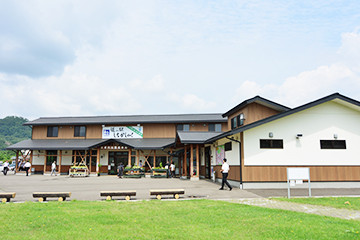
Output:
[287,168,311,199]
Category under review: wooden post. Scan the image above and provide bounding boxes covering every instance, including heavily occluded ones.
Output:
[128,148,131,167]
[43,151,47,173]
[184,145,187,177]
[16,150,19,171]
[190,144,194,177]
[58,150,62,174]
[170,149,173,164]
[30,150,33,166]
[137,150,139,165]
[96,147,100,174]
[196,145,199,177]
[153,150,156,168]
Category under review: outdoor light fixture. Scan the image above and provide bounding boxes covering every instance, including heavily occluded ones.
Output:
[269,132,273,138]
[296,134,303,139]
[334,133,338,139]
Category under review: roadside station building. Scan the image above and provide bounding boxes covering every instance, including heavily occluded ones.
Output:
[7,93,360,188]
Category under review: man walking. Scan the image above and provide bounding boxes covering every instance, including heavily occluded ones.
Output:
[51,161,57,176]
[24,160,31,176]
[219,158,232,191]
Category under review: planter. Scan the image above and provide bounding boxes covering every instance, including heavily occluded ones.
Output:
[151,169,167,172]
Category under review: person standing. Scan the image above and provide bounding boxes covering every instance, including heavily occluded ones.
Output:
[117,162,124,178]
[3,161,9,175]
[165,161,170,178]
[24,160,31,176]
[219,158,232,191]
[51,161,57,176]
[170,162,175,178]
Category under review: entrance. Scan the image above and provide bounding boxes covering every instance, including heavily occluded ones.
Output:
[205,146,211,179]
[108,151,128,175]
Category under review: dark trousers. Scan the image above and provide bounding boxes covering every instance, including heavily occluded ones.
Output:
[221,173,232,189]
[25,167,30,176]
[3,167,8,175]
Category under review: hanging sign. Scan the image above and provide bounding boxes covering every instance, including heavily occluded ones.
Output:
[102,126,143,139]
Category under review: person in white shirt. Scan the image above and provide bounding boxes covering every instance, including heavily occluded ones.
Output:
[51,161,57,176]
[170,162,175,178]
[24,161,31,176]
[219,158,232,191]
[3,161,9,175]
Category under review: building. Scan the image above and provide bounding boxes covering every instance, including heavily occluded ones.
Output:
[7,93,360,188]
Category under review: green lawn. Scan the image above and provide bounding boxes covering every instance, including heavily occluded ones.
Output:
[273,197,360,211]
[1,199,359,239]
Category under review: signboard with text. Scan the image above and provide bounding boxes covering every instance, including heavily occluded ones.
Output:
[102,126,143,139]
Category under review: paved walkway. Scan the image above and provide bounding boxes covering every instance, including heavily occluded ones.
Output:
[1,174,359,220]
[227,198,360,220]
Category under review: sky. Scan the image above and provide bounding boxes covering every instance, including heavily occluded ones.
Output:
[1,0,360,120]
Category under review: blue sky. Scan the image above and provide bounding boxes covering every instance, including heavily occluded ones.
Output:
[0,0,359,120]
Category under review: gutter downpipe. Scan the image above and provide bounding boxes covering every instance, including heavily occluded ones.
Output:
[226,136,243,189]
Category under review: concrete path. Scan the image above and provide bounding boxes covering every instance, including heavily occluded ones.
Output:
[1,174,359,220]
[227,198,360,220]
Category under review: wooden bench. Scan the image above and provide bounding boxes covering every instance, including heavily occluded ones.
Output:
[100,190,136,201]
[150,189,185,200]
[33,192,71,202]
[0,193,16,202]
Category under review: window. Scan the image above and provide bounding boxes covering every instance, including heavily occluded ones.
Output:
[231,117,237,129]
[47,126,58,137]
[74,126,86,137]
[237,113,244,127]
[46,150,57,166]
[320,140,346,149]
[209,123,222,132]
[225,142,232,151]
[260,139,283,149]
[177,124,190,131]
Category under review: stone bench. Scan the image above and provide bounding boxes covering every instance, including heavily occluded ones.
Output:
[33,192,71,202]
[0,192,16,202]
[150,189,185,200]
[100,190,136,201]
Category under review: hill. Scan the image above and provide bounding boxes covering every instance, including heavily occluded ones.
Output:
[0,116,31,161]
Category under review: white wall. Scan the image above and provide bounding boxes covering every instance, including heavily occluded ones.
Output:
[214,138,240,166]
[243,101,360,166]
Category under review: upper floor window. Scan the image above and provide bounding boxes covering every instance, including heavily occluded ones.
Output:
[260,139,283,149]
[74,126,86,137]
[209,124,222,132]
[320,140,346,149]
[47,126,58,137]
[231,117,237,129]
[177,124,190,131]
[231,113,245,129]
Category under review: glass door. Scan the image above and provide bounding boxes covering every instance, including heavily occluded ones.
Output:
[108,151,128,175]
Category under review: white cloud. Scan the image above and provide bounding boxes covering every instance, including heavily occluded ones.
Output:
[167,93,217,112]
[232,29,360,107]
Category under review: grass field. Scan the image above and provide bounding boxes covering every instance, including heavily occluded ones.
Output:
[274,197,360,211]
[1,199,359,239]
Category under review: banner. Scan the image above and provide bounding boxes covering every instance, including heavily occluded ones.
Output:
[216,145,225,165]
[102,126,143,139]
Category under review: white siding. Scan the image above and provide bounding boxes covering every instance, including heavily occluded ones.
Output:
[244,101,360,166]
